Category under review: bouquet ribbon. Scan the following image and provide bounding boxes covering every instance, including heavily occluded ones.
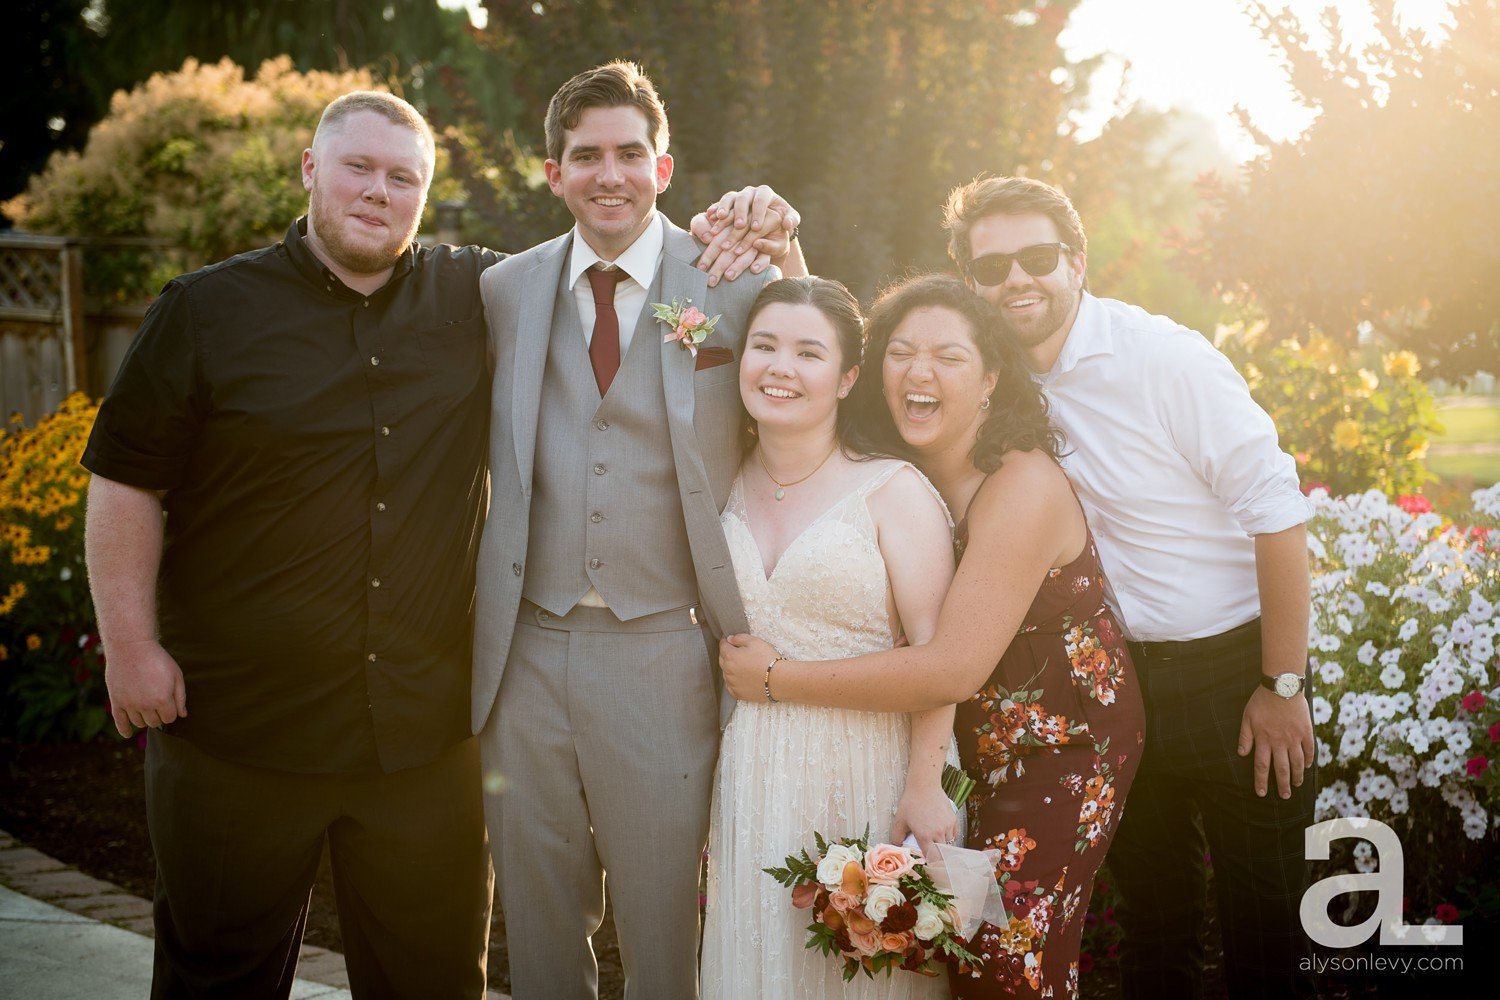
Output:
[922,843,1007,939]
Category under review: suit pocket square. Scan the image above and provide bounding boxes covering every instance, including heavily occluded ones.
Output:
[695,346,735,371]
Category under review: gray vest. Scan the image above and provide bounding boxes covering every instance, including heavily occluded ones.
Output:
[522,264,699,619]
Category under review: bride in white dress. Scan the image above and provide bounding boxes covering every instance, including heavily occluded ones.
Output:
[700,277,959,1000]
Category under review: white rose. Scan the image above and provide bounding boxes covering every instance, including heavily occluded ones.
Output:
[863,883,906,924]
[816,844,862,889]
[913,900,946,940]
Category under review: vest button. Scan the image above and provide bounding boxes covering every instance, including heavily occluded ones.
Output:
[593,463,606,476]
[589,558,602,569]
[590,511,603,523]
[595,418,609,431]
[512,562,522,576]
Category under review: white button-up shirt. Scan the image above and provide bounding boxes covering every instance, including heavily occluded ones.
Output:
[1041,293,1313,642]
[566,212,666,356]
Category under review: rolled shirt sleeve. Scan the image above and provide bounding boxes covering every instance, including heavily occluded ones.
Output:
[1155,333,1314,537]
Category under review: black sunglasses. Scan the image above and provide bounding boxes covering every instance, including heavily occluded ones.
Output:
[965,242,1072,286]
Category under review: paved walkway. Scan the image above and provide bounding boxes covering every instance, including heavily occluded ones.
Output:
[0,830,507,998]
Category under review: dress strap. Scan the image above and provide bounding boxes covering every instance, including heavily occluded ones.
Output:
[853,459,954,529]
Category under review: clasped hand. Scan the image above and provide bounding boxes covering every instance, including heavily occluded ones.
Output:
[687,185,799,285]
[718,633,780,701]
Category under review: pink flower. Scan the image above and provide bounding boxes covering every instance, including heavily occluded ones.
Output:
[828,890,861,912]
[864,843,919,885]
[848,924,883,957]
[1466,756,1489,777]
[1462,691,1487,713]
[1396,493,1433,514]
[678,305,708,330]
[1489,721,1500,743]
[1435,903,1460,924]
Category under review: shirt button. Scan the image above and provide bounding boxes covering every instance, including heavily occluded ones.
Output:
[381,426,390,436]
[512,562,522,576]
[589,558,602,569]
[370,356,380,366]
[363,299,370,308]
[590,511,603,523]
[593,463,606,476]
[595,418,609,431]
[375,501,386,512]
[367,653,377,662]
[371,578,382,588]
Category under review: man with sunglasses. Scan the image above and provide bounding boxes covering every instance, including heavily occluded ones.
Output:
[943,175,1316,999]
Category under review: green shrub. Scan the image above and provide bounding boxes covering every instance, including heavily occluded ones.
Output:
[1223,327,1442,496]
[3,56,459,301]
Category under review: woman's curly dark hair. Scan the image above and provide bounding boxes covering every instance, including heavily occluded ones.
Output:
[850,273,1064,473]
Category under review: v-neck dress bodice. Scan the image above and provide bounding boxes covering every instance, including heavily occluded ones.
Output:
[700,458,951,1000]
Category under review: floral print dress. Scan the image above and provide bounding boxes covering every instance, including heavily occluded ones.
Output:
[950,518,1145,999]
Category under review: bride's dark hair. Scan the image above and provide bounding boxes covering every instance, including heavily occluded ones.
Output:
[852,273,1063,472]
[739,276,890,458]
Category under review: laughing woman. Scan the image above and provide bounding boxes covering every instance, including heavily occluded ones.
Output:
[700,276,960,1000]
[720,275,1145,999]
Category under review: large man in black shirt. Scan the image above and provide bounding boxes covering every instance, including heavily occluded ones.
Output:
[83,91,498,996]
[82,87,793,995]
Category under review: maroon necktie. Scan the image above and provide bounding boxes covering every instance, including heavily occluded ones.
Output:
[586,264,629,395]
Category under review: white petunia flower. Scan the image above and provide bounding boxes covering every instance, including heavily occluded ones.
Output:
[1380,665,1406,689]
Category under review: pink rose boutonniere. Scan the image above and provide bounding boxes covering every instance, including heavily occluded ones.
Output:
[653,297,721,357]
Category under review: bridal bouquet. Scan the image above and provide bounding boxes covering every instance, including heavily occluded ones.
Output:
[765,766,1001,980]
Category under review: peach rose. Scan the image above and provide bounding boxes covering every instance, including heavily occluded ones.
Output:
[864,843,919,885]
[829,890,861,912]
[848,925,882,957]
[678,306,708,331]
[881,930,915,953]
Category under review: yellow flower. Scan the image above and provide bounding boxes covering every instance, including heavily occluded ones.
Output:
[1407,440,1430,461]
[54,515,74,531]
[1383,351,1420,379]
[1357,369,1379,395]
[1333,419,1363,451]
[26,634,41,651]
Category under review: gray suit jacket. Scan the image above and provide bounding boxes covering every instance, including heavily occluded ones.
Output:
[471,217,773,734]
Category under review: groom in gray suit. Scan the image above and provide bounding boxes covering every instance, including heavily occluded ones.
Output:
[473,61,803,998]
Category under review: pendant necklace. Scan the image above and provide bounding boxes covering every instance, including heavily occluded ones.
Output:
[757,443,838,501]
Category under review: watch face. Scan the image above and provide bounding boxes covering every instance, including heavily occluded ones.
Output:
[1275,674,1302,698]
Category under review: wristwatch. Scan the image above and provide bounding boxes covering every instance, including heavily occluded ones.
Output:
[1260,672,1305,698]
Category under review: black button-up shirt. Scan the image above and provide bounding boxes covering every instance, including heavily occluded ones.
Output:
[83,219,503,774]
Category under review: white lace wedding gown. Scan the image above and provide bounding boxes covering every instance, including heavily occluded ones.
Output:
[700,459,950,1000]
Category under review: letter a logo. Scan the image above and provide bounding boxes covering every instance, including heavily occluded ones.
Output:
[1301,817,1462,947]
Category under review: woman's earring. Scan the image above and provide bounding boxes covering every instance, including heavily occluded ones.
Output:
[979,396,992,411]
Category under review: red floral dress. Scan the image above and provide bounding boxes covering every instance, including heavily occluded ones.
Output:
[949,519,1145,1000]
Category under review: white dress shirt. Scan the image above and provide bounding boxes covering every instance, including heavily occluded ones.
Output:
[566,212,666,356]
[1041,293,1313,642]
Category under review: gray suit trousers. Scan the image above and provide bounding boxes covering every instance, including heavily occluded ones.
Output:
[481,601,720,1000]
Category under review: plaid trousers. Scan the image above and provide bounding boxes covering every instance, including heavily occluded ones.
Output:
[1111,619,1317,1000]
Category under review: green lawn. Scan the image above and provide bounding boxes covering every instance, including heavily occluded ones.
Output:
[1428,451,1500,481]
[1428,399,1500,489]
[1432,404,1500,444]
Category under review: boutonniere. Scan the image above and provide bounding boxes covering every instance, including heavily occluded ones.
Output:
[653,297,721,357]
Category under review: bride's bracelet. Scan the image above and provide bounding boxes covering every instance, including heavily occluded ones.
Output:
[764,656,783,704]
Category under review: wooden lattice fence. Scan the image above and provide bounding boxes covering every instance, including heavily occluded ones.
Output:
[0,234,86,424]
